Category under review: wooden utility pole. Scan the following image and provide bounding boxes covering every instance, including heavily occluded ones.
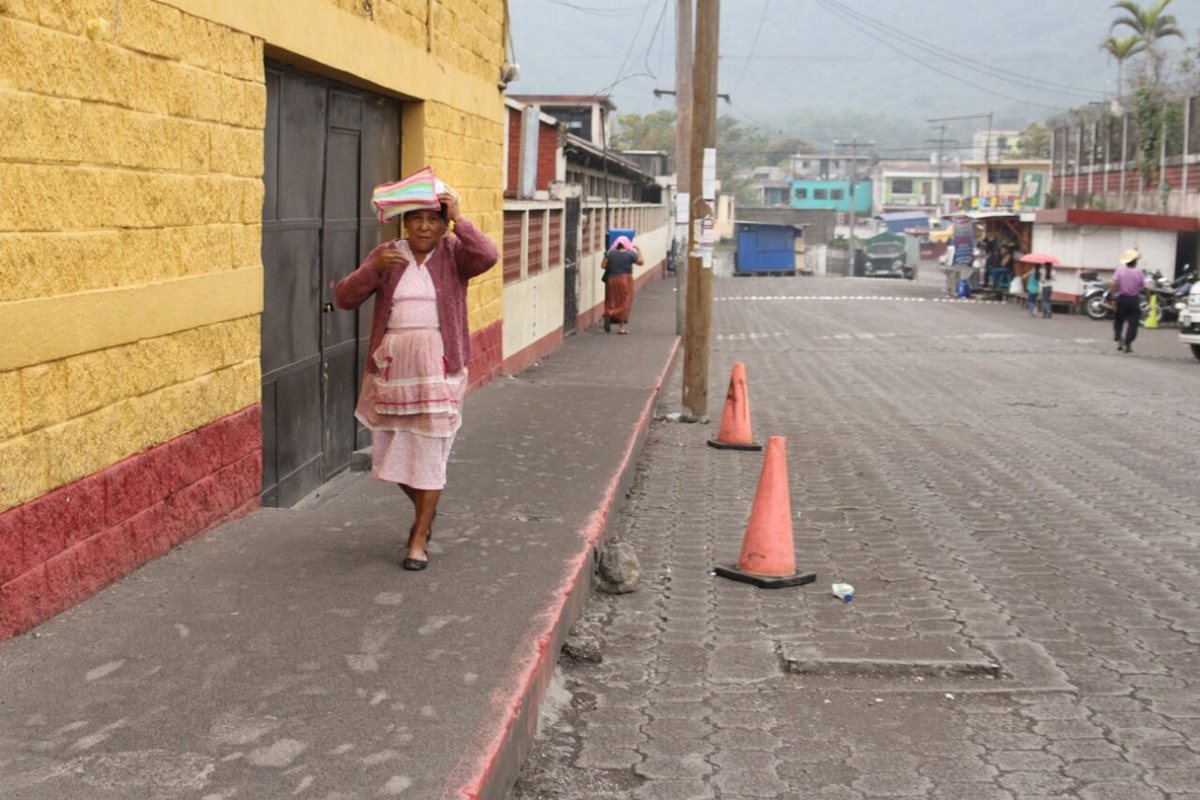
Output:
[681,0,718,419]
[674,0,693,336]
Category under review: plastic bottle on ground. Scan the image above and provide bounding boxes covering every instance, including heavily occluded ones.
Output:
[831,582,854,602]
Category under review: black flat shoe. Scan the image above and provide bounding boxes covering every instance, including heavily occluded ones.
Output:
[402,556,428,571]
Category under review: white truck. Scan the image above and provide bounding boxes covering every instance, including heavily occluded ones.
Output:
[1181,284,1200,361]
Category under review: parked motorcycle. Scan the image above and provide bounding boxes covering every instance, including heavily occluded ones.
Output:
[1082,268,1195,323]
[1081,272,1112,320]
[1146,268,1196,324]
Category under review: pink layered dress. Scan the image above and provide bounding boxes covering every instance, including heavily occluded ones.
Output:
[355,241,467,490]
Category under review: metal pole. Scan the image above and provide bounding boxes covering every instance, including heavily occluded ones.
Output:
[984,111,993,200]
[1120,113,1128,209]
[936,123,946,213]
[1103,117,1110,203]
[847,136,858,276]
[1088,120,1095,200]
[682,0,718,420]
[1183,97,1191,205]
[674,0,693,336]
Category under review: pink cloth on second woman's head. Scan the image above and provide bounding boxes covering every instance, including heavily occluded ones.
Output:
[611,235,633,251]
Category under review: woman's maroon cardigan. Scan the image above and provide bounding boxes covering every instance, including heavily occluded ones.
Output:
[333,218,499,376]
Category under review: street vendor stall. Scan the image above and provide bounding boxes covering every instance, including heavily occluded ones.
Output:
[969,210,1035,253]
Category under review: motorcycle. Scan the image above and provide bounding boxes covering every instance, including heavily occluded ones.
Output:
[1083,268,1196,323]
[1081,271,1112,320]
[1146,268,1196,324]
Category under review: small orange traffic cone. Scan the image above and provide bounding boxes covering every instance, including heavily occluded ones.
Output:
[714,436,816,589]
[707,362,762,451]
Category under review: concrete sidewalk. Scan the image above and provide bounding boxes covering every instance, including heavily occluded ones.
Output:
[0,280,681,800]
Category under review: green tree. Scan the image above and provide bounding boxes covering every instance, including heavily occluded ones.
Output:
[613,111,784,204]
[1100,34,1145,102]
[1110,0,1185,84]
[1015,121,1052,159]
[611,109,677,154]
[1174,27,1200,92]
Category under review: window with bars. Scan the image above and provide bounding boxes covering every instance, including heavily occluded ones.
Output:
[503,212,522,284]
[527,211,545,276]
[548,210,563,268]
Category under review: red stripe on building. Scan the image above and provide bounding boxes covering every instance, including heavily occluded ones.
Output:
[0,406,263,641]
[467,320,503,391]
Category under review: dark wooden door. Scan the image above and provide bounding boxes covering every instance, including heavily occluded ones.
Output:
[261,64,399,507]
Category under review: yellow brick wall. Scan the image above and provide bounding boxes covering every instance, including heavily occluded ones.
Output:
[425,101,506,330]
[0,0,508,515]
[318,0,506,86]
[0,2,263,513]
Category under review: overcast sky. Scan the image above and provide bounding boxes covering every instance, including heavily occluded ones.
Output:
[509,0,1200,139]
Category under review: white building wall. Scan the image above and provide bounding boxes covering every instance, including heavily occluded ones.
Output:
[1031,225,1176,273]
[502,267,566,359]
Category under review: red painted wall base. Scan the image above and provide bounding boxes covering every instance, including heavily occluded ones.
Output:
[0,406,263,642]
[501,326,564,376]
[467,320,503,391]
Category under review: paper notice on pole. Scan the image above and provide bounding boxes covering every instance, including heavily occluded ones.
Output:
[702,148,716,200]
[676,192,690,224]
[693,215,716,266]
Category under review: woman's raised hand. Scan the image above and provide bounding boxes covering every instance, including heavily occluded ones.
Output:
[373,247,409,273]
[439,192,461,222]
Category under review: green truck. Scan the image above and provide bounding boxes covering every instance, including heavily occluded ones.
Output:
[862,232,919,280]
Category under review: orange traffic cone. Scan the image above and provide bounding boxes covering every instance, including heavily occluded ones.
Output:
[707,362,762,451]
[714,436,816,589]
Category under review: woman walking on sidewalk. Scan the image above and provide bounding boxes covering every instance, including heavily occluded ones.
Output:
[335,187,498,570]
[601,236,643,334]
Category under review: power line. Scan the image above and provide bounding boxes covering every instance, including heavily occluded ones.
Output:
[545,0,655,17]
[818,0,1101,101]
[608,0,655,93]
[813,0,1074,112]
[521,53,1107,63]
[641,0,670,80]
[731,0,770,95]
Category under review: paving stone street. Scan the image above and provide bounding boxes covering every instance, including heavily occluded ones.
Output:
[511,273,1200,800]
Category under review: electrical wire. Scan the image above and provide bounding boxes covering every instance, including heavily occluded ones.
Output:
[545,0,654,17]
[606,0,655,95]
[819,0,1101,101]
[641,0,670,80]
[814,0,1075,112]
[731,0,770,95]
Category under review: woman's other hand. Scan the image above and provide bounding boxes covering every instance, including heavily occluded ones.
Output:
[374,247,409,273]
[439,193,461,222]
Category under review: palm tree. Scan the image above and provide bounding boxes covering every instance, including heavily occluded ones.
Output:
[1110,0,1185,84]
[1101,34,1145,102]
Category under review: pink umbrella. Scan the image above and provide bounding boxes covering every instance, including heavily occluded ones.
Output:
[1019,252,1061,265]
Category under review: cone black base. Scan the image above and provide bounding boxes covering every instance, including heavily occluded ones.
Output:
[706,439,763,451]
[714,565,816,589]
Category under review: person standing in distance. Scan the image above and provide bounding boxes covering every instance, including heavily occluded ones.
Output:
[601,235,643,335]
[1111,248,1145,354]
